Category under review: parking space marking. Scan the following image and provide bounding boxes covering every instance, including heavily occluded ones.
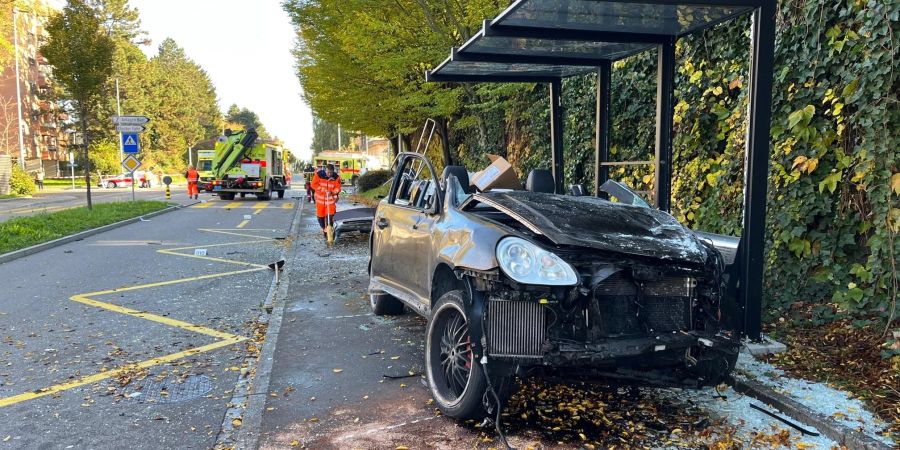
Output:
[223,201,243,209]
[281,202,294,209]
[253,202,268,215]
[193,202,214,208]
[237,219,250,228]
[0,222,287,409]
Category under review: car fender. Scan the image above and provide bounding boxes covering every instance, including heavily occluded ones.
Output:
[432,207,505,272]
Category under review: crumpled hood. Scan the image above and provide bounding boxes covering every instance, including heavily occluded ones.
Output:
[472,191,709,264]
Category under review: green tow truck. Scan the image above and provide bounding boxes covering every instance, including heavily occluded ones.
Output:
[210,128,290,200]
[197,149,216,191]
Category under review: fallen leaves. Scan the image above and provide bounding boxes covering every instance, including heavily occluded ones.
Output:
[332,368,343,373]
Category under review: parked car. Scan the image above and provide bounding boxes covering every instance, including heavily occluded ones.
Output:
[97,173,134,188]
[367,152,739,420]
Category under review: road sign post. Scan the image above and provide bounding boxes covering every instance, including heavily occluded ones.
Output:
[121,155,142,202]
[163,176,172,200]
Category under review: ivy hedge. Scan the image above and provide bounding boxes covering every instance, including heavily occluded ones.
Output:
[448,0,898,339]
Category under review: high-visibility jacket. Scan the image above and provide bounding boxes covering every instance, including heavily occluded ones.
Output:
[186,169,199,183]
[311,170,341,216]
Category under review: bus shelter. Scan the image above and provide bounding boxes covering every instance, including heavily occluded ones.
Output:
[426,0,776,341]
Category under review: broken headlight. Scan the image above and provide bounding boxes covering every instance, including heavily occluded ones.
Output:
[496,237,578,286]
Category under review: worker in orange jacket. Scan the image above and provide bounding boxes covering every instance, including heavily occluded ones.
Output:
[185,165,199,200]
[311,163,342,240]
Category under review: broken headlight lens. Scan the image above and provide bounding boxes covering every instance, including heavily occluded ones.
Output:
[496,237,577,286]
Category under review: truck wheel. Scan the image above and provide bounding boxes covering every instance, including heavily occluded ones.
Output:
[370,292,404,316]
[426,290,488,420]
[277,190,285,199]
[219,193,235,200]
[240,193,246,198]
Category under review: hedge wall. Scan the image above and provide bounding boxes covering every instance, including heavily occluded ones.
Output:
[449,0,898,334]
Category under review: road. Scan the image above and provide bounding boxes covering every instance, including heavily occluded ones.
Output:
[0,186,199,223]
[0,190,298,449]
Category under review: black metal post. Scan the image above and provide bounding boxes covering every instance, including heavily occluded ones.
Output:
[594,61,612,196]
[654,38,675,211]
[549,79,564,194]
[741,2,776,342]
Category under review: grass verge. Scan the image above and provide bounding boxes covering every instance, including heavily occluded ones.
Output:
[0,194,27,200]
[0,201,170,254]
[350,183,390,207]
[43,178,86,188]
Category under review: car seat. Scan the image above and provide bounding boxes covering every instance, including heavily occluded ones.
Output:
[526,169,555,193]
[441,165,471,193]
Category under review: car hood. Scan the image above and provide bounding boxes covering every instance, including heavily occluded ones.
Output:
[471,191,709,264]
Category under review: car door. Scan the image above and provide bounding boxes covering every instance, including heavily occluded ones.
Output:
[371,154,441,304]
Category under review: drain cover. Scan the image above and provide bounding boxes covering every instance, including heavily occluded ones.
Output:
[130,374,213,404]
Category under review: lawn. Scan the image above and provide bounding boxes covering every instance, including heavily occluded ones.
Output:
[0,194,27,200]
[0,201,170,254]
[43,178,87,188]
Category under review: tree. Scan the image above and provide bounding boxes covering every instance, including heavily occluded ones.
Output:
[41,0,115,209]
[87,0,147,44]
[310,114,353,155]
[225,104,269,138]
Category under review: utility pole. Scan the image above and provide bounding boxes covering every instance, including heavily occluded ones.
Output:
[116,78,123,162]
[13,9,26,169]
[337,124,342,150]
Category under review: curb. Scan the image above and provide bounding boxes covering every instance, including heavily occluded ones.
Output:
[0,202,195,266]
[216,198,304,449]
[731,377,892,450]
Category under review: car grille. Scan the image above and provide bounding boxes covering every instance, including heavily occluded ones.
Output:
[486,300,545,358]
[594,272,693,335]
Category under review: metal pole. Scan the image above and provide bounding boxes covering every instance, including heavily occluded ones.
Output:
[594,62,612,196]
[654,38,676,212]
[13,9,26,169]
[69,152,74,190]
[337,124,342,149]
[740,2,776,342]
[549,79,564,194]
[116,79,123,163]
[131,170,135,201]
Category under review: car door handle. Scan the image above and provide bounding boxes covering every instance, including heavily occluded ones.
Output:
[376,218,390,229]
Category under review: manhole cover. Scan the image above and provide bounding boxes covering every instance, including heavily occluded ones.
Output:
[129,374,213,404]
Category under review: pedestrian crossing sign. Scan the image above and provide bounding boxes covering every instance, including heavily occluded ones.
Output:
[122,133,140,154]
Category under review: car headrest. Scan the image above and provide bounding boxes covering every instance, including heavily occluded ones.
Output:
[441,165,470,193]
[526,169,555,193]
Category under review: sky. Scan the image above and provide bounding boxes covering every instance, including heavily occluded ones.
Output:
[131,0,313,160]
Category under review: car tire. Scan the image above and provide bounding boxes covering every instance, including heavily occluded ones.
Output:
[219,193,235,200]
[106,181,116,188]
[370,292,404,316]
[426,290,488,420]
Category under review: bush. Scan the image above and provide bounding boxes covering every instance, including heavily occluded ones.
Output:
[10,164,35,196]
[356,169,393,192]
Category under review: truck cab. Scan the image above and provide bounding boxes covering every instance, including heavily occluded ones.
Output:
[197,149,215,191]
[210,128,290,200]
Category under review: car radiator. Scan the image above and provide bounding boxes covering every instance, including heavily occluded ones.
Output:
[486,300,546,358]
[594,272,694,335]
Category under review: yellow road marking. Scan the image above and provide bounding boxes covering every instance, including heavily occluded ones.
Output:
[0,222,286,408]
[223,202,242,209]
[193,202,213,208]
[237,219,250,228]
[252,202,268,215]
[0,336,245,408]
[281,202,294,209]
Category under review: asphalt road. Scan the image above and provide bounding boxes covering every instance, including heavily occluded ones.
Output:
[0,190,299,449]
[0,186,204,223]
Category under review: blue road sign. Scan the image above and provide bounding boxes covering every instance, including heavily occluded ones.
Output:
[122,133,140,154]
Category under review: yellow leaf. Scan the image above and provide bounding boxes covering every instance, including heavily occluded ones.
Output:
[891,173,900,195]
[391,356,400,360]
[396,446,409,450]
[805,158,818,174]
[2,436,9,442]
[792,155,808,170]
[332,368,343,373]
[290,440,300,447]
[231,418,242,427]
[712,86,723,95]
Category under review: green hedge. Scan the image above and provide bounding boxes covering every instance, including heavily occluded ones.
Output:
[357,169,394,192]
[448,0,899,335]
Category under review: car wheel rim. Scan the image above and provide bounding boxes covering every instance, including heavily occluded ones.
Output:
[433,307,472,402]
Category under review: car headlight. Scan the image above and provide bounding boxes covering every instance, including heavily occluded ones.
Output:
[496,237,578,286]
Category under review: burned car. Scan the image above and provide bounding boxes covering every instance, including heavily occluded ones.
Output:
[368,152,739,419]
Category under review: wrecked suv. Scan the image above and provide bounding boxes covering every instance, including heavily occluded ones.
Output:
[368,152,739,419]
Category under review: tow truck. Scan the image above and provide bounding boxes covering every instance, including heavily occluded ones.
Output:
[197,149,215,191]
[210,128,290,200]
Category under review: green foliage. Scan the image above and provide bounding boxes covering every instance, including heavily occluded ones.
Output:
[226,104,269,138]
[311,114,354,155]
[9,165,36,196]
[89,140,121,175]
[0,201,169,254]
[356,169,394,192]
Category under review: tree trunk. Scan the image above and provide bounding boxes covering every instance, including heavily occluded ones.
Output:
[401,134,412,154]
[435,117,453,167]
[80,107,92,210]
